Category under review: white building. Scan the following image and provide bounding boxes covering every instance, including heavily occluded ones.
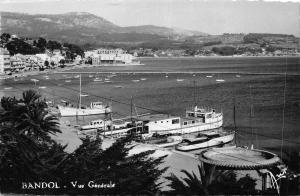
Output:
[35,53,51,62]
[86,48,136,65]
[0,48,11,74]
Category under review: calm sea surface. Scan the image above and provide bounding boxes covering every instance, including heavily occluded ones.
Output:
[1,57,300,159]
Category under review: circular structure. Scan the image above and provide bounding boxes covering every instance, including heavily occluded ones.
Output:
[199,147,281,170]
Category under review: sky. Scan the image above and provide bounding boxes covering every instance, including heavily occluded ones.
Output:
[0,0,299,36]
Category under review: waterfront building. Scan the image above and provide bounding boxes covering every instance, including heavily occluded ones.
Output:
[0,47,11,74]
[36,53,51,62]
[85,48,137,65]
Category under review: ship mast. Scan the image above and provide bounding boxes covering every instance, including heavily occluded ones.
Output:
[79,74,82,109]
[193,80,196,108]
[233,97,237,145]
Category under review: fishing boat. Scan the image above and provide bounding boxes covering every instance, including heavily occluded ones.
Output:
[58,74,110,117]
[81,119,112,130]
[146,135,183,148]
[175,130,235,151]
[93,78,102,82]
[141,106,223,136]
[58,102,111,117]
[91,106,223,139]
[216,79,225,82]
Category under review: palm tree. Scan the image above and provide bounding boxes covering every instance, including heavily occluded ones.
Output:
[0,89,60,142]
[165,163,214,195]
[0,90,66,193]
[166,163,258,195]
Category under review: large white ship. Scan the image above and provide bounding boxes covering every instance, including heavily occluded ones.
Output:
[142,106,223,136]
[58,102,111,117]
[91,106,223,138]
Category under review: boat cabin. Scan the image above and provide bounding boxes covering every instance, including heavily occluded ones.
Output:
[90,119,110,126]
[90,102,105,109]
[140,114,181,134]
[185,106,216,123]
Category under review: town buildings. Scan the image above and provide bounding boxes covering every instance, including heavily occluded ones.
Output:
[0,48,11,74]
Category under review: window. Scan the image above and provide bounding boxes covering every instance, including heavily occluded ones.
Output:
[192,121,195,124]
[188,113,195,117]
[172,119,179,124]
[183,122,188,125]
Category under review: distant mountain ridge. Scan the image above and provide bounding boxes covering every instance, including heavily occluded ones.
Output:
[1,11,207,46]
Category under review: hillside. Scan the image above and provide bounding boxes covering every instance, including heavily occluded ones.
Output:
[1,11,206,46]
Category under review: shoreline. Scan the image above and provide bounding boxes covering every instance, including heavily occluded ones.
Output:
[138,55,300,59]
[1,55,299,80]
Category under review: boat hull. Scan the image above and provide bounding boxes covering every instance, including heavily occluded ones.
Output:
[58,105,108,116]
[150,118,223,135]
[176,133,234,151]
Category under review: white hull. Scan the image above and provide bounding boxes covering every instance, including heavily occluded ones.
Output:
[81,124,106,130]
[156,141,182,148]
[176,133,234,151]
[100,128,132,137]
[58,105,108,116]
[151,118,223,135]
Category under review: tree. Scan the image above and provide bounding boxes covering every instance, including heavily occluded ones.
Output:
[36,37,47,52]
[59,59,66,68]
[47,40,62,51]
[0,90,66,193]
[0,33,11,44]
[44,60,49,68]
[0,90,167,195]
[166,163,258,195]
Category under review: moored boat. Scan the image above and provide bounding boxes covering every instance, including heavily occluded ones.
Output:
[58,74,110,117]
[58,102,111,117]
[80,119,112,130]
[175,130,235,151]
[141,106,223,136]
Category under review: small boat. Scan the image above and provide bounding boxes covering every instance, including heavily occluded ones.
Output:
[175,131,235,151]
[65,80,71,83]
[104,78,110,81]
[176,79,184,82]
[4,87,12,90]
[80,94,89,97]
[61,99,67,103]
[132,80,140,82]
[236,75,241,78]
[89,75,94,78]
[165,75,169,78]
[30,79,39,82]
[38,86,47,89]
[114,85,123,88]
[93,78,102,82]
[216,79,225,82]
[74,75,80,78]
[107,74,116,78]
[147,135,183,148]
[206,75,213,78]
[140,78,147,81]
